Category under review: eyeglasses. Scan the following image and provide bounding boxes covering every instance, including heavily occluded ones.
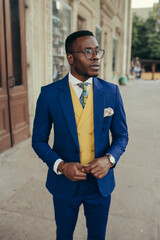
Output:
[69,48,105,60]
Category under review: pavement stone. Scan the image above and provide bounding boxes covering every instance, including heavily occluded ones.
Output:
[0,79,160,240]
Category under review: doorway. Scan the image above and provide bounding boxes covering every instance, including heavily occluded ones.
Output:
[0,0,30,153]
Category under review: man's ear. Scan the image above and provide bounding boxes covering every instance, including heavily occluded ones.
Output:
[67,54,74,65]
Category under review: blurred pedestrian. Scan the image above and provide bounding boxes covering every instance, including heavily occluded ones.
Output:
[134,57,141,78]
[130,60,135,76]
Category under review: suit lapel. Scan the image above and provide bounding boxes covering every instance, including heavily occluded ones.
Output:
[93,78,106,156]
[69,82,83,120]
[58,75,79,150]
[57,76,106,153]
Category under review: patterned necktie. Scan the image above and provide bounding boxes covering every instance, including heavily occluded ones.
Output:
[78,82,89,108]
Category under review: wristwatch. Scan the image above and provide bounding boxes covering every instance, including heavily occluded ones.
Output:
[106,154,115,166]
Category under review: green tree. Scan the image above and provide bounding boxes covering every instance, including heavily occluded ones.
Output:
[131,6,160,60]
[131,14,145,59]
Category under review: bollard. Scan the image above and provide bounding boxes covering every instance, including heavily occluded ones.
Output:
[119,76,127,85]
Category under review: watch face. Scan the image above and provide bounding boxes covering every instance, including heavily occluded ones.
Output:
[110,159,114,164]
[106,154,115,165]
[110,156,115,164]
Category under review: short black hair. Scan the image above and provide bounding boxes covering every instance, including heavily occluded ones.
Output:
[65,30,94,54]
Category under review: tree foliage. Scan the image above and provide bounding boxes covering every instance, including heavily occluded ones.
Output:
[131,6,160,60]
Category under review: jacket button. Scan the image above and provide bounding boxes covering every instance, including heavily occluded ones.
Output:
[75,150,79,153]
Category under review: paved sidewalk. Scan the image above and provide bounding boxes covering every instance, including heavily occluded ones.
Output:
[0,79,160,240]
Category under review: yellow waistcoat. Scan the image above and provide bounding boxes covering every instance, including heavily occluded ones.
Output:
[69,83,95,165]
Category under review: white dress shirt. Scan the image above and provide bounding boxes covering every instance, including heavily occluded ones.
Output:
[69,72,93,98]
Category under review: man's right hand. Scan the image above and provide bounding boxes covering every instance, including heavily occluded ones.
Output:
[58,162,87,181]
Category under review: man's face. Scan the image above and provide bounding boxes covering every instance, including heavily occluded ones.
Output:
[68,36,101,82]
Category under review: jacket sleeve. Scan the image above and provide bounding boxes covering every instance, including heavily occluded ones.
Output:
[32,87,60,169]
[107,85,129,164]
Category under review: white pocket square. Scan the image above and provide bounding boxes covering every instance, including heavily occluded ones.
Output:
[104,107,114,117]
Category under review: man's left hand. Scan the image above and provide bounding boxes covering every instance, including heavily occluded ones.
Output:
[83,156,112,179]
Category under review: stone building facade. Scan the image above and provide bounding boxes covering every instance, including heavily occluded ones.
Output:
[25,0,132,130]
[0,0,132,152]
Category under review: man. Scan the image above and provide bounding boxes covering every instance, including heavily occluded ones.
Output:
[32,30,128,240]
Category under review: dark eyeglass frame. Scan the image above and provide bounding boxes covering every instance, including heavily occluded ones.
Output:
[69,48,105,60]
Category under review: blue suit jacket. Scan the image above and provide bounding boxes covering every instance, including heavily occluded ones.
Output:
[32,75,128,200]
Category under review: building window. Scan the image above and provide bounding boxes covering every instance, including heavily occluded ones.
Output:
[77,15,86,30]
[95,25,102,47]
[112,38,117,77]
[155,64,160,72]
[143,64,152,72]
[52,0,72,82]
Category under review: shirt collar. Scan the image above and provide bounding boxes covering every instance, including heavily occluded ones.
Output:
[69,72,93,86]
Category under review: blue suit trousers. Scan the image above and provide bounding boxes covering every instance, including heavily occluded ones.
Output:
[53,174,111,240]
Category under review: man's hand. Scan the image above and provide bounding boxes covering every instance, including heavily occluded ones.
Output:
[58,162,87,181]
[83,156,112,179]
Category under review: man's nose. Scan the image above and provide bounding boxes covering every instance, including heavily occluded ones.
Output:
[92,51,99,60]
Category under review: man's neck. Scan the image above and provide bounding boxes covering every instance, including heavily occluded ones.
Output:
[70,71,90,82]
